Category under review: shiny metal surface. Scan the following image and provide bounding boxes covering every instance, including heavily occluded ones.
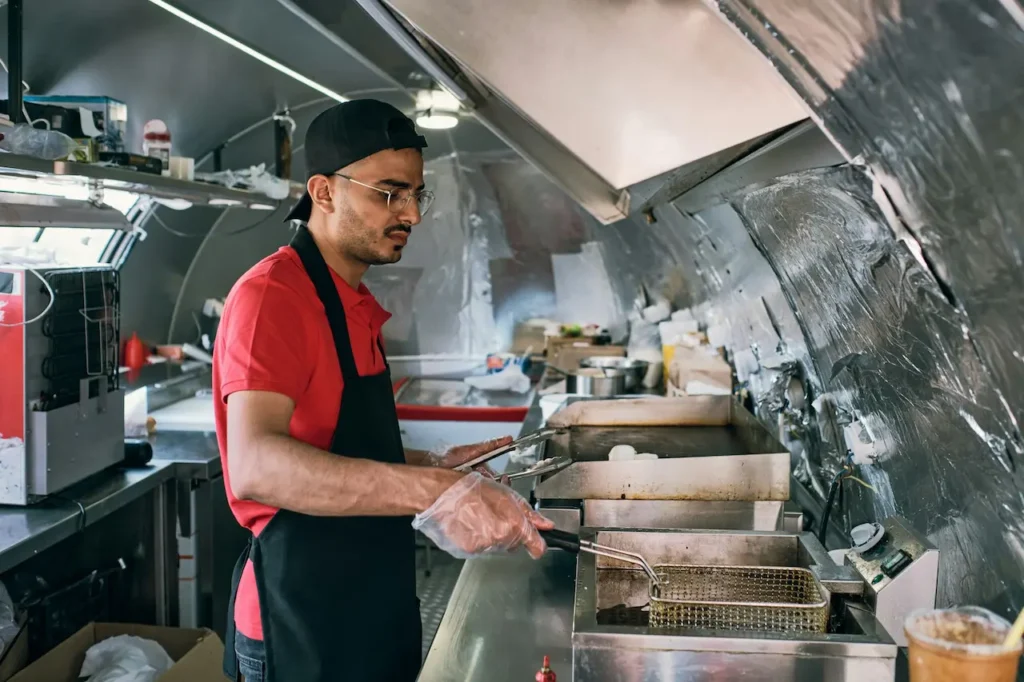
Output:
[149,430,222,480]
[381,0,807,191]
[577,538,660,587]
[582,499,785,531]
[417,549,576,682]
[151,478,177,626]
[0,188,133,230]
[562,369,627,397]
[394,378,536,409]
[0,462,176,574]
[418,396,571,681]
[579,356,650,392]
[465,87,630,224]
[505,456,572,482]
[673,120,845,214]
[540,507,581,535]
[681,0,1024,626]
[534,424,790,501]
[843,517,939,648]
[574,528,898,681]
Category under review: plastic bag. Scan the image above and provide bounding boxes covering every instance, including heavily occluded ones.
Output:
[412,473,552,559]
[0,124,77,160]
[464,364,530,394]
[124,388,149,438]
[79,635,174,682]
[0,581,19,657]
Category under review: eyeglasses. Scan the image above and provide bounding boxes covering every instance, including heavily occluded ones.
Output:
[334,174,435,216]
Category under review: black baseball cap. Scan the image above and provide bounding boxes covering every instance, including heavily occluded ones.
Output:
[285,99,428,222]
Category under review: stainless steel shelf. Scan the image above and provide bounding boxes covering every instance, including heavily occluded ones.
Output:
[0,153,295,211]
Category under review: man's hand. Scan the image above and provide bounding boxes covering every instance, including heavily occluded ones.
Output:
[413,473,555,559]
[432,436,514,469]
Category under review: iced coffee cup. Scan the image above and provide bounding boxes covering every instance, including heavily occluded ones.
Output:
[905,607,1022,682]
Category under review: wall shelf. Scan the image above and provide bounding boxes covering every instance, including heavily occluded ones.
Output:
[0,153,298,211]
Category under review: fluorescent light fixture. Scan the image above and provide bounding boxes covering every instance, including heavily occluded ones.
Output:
[0,176,139,215]
[416,113,459,130]
[249,203,277,211]
[145,0,348,103]
[209,198,245,207]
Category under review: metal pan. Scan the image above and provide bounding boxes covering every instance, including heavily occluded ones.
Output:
[549,365,628,396]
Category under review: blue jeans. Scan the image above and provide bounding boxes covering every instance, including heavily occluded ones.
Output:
[235,631,266,682]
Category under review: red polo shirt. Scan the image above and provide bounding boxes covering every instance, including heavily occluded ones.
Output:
[213,245,392,641]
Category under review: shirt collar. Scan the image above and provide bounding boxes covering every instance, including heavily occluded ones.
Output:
[329,270,392,330]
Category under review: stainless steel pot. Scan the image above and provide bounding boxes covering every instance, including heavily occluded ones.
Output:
[579,356,650,391]
[564,368,627,396]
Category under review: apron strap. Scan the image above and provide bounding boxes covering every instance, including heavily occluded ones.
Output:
[289,226,361,381]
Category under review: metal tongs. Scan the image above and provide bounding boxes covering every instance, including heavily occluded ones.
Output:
[540,529,662,588]
[505,456,572,481]
[454,427,566,472]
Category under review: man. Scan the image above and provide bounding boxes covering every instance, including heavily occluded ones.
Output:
[214,100,553,682]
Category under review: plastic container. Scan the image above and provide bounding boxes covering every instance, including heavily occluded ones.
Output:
[142,119,172,171]
[0,124,77,160]
[905,607,1023,682]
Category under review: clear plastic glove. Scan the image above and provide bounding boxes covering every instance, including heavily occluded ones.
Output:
[413,473,554,559]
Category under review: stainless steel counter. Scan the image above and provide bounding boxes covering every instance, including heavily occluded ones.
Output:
[0,428,221,582]
[421,550,576,680]
[0,461,176,575]
[419,396,579,681]
[149,430,222,480]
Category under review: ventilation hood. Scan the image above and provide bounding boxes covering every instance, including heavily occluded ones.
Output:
[355,0,808,223]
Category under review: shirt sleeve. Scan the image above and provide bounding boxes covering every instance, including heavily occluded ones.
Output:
[216,266,317,404]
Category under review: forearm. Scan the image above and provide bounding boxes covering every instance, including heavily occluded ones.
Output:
[232,433,461,517]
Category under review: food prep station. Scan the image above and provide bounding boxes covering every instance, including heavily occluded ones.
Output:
[419,395,939,681]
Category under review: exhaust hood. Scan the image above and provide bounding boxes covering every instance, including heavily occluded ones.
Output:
[356,0,808,223]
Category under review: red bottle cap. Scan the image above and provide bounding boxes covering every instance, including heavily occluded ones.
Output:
[535,655,556,682]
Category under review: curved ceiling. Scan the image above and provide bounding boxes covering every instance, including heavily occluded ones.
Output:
[0,0,505,160]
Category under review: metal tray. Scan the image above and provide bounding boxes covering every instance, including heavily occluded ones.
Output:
[534,399,789,501]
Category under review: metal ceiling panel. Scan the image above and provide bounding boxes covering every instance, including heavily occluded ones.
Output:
[379,0,809,190]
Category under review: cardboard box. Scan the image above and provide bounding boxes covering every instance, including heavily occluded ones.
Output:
[10,624,224,682]
[667,345,732,396]
[510,323,547,355]
[550,344,625,372]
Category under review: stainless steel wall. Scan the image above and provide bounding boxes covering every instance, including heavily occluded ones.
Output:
[693,0,1024,624]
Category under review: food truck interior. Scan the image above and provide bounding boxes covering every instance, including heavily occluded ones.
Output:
[0,0,1021,680]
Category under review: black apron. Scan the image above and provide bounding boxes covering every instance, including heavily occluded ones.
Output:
[223,226,421,681]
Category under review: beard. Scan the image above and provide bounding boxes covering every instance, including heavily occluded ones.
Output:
[348,225,410,266]
[335,202,410,266]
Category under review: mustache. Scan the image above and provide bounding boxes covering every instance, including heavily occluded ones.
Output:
[384,225,411,237]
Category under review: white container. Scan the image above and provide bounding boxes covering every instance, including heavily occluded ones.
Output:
[142,119,172,172]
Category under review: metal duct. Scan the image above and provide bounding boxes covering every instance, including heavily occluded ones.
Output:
[359,0,809,223]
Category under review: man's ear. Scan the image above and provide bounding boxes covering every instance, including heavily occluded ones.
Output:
[308,175,334,214]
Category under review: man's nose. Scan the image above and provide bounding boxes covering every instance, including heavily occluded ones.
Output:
[397,197,422,226]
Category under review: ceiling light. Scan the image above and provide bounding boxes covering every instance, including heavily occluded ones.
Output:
[209,198,244,207]
[144,0,348,103]
[0,176,139,215]
[415,113,459,130]
[415,88,461,130]
[415,88,461,112]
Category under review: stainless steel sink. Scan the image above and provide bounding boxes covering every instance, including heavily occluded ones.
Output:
[571,529,898,681]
